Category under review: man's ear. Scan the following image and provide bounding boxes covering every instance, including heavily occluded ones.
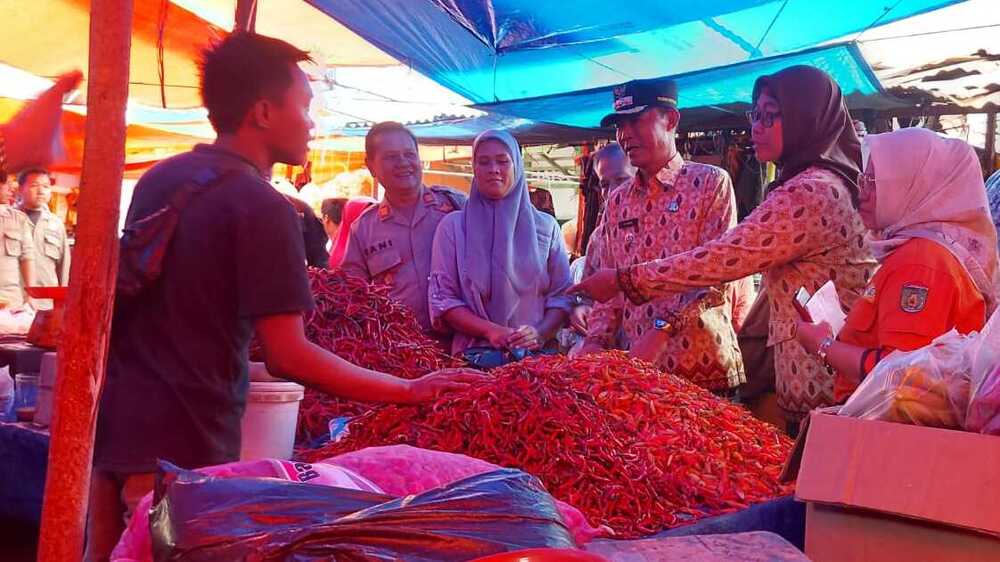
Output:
[665,107,681,133]
[249,98,275,130]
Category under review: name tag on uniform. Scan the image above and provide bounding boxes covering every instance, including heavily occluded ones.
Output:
[618,218,639,230]
[363,239,394,257]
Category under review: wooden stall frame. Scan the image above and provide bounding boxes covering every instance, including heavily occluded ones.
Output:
[36,1,134,561]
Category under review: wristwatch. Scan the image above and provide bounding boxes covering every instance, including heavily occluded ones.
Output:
[816,336,835,366]
[653,318,675,335]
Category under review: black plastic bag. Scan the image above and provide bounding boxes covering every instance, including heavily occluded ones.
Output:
[150,461,576,561]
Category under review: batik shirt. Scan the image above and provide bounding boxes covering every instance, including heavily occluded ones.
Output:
[619,166,877,420]
[585,154,745,390]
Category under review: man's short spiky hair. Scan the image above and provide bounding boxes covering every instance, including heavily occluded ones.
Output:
[199,32,312,134]
[17,167,51,186]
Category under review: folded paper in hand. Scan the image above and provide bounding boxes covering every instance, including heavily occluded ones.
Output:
[805,281,847,336]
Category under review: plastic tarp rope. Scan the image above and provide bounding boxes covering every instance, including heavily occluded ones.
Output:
[307,0,962,104]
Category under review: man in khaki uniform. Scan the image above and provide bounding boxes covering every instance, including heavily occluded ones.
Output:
[0,177,35,309]
[342,122,466,331]
[18,169,70,292]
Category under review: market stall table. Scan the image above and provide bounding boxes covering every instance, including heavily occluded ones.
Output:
[0,422,49,524]
[0,338,49,376]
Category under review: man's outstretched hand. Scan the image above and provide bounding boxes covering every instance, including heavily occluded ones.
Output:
[402,368,489,403]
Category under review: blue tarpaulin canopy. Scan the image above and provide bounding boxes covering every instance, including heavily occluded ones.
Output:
[476,42,901,129]
[308,0,962,105]
[324,43,905,143]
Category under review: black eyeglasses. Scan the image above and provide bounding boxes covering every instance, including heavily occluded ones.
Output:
[746,109,781,128]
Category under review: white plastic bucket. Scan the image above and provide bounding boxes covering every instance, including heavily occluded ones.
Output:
[239,379,304,460]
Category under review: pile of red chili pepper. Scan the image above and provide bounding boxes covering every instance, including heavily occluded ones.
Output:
[259,268,462,443]
[301,352,794,538]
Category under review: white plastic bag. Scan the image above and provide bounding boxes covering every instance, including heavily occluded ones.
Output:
[965,310,1000,434]
[838,330,972,428]
[0,308,34,335]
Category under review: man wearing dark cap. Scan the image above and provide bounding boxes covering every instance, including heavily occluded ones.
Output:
[577,79,745,395]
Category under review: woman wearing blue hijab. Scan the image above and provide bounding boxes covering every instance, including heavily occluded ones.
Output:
[429,130,573,354]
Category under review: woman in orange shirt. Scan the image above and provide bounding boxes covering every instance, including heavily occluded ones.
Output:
[795,127,1000,401]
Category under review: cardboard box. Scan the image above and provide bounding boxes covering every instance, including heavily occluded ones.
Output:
[795,412,1000,562]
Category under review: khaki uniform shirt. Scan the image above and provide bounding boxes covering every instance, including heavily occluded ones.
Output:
[25,208,71,287]
[342,185,466,330]
[585,154,745,391]
[0,206,35,309]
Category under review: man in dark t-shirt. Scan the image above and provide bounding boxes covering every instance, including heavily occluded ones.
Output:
[84,33,483,562]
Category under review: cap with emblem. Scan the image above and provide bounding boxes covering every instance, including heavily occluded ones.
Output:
[600,78,679,128]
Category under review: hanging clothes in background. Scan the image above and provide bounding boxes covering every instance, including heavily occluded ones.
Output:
[734,152,765,222]
[681,132,726,168]
[684,131,765,223]
[577,145,602,259]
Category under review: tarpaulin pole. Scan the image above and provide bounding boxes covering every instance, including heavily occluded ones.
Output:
[235,0,258,33]
[36,0,133,560]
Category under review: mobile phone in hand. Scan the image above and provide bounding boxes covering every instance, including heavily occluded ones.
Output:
[793,287,813,322]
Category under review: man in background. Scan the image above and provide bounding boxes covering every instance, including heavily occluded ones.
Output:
[566,143,635,345]
[284,193,329,269]
[320,197,348,252]
[0,176,17,205]
[0,176,33,310]
[18,168,70,296]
